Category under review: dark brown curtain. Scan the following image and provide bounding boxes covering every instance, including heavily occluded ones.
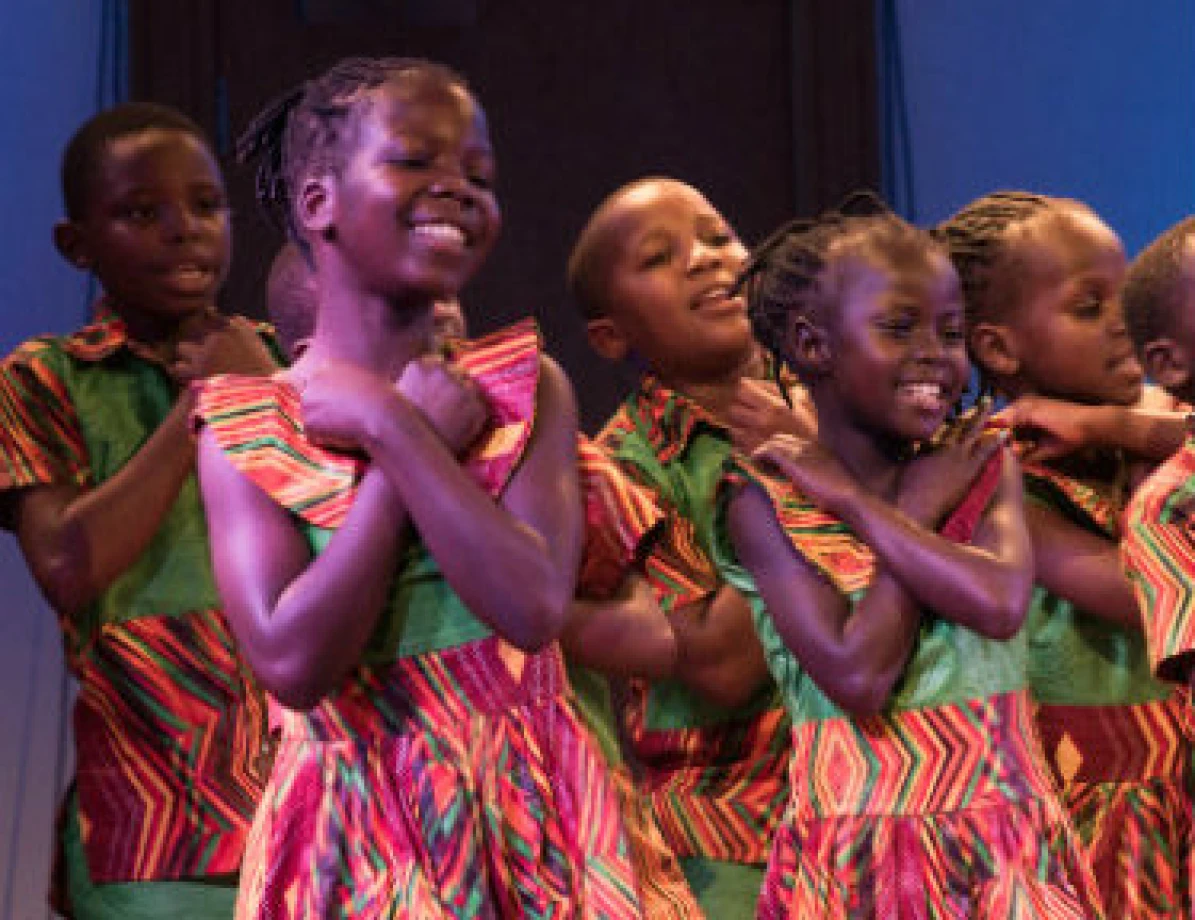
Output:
[130,0,878,430]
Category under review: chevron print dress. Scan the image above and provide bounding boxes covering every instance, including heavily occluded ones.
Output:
[196,322,643,920]
[1023,460,1193,919]
[727,454,1105,919]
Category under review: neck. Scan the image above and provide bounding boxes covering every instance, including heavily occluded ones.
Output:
[655,351,760,424]
[814,401,907,499]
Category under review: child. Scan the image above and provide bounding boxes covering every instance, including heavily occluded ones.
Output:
[1119,218,1195,684]
[569,176,798,917]
[199,57,642,918]
[265,241,318,360]
[938,191,1192,918]
[0,103,280,919]
[725,198,1102,918]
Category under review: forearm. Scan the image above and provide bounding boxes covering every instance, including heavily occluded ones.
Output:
[363,392,577,650]
[21,395,196,615]
[563,577,677,679]
[237,469,408,708]
[1081,405,1186,461]
[670,584,770,707]
[837,490,1026,639]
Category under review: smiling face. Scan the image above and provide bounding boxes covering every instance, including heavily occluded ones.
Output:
[1000,205,1142,406]
[59,128,230,329]
[585,179,755,384]
[822,244,969,443]
[315,72,500,304]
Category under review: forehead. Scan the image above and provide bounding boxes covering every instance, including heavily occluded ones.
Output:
[1012,205,1124,283]
[98,128,220,185]
[837,245,960,308]
[359,75,489,147]
[596,181,725,257]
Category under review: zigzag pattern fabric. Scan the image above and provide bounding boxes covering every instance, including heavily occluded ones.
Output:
[238,638,641,919]
[1022,460,1193,919]
[758,695,1102,919]
[198,322,645,918]
[1123,437,1195,680]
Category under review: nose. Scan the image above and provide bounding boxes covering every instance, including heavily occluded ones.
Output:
[686,238,722,274]
[161,203,202,242]
[427,167,480,209]
[911,326,946,361]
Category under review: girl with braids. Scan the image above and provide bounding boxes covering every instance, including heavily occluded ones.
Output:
[196,57,643,918]
[724,197,1103,918]
[938,191,1194,919]
[0,102,280,920]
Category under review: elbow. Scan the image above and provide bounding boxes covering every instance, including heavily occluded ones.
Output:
[974,580,1031,641]
[254,653,335,713]
[503,593,570,653]
[824,665,895,718]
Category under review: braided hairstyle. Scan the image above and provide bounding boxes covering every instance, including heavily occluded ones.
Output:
[61,102,209,220]
[738,191,941,399]
[236,57,470,244]
[1122,216,1195,356]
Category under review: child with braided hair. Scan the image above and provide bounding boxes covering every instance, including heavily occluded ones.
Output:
[723,195,1102,918]
[937,191,1193,919]
[196,57,643,918]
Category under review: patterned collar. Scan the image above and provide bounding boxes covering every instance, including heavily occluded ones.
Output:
[624,375,729,464]
[58,303,144,363]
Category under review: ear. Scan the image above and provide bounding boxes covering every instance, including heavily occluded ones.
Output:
[969,321,1020,378]
[1142,337,1191,393]
[788,315,831,376]
[53,220,91,271]
[296,174,336,238]
[586,316,629,362]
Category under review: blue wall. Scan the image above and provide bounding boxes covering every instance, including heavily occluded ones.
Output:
[888,0,1195,255]
[0,3,106,917]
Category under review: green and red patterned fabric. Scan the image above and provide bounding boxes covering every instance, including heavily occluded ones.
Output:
[0,312,275,888]
[1021,457,1193,919]
[198,322,645,919]
[597,377,791,916]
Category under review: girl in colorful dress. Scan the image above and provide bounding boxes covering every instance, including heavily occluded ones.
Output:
[724,197,1102,918]
[938,191,1193,919]
[196,56,641,919]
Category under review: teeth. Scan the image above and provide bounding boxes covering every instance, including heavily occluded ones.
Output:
[901,383,944,410]
[412,222,466,245]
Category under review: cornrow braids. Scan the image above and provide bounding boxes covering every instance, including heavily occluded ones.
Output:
[61,102,209,220]
[236,56,469,242]
[1122,216,1195,355]
[933,191,1052,330]
[736,191,926,398]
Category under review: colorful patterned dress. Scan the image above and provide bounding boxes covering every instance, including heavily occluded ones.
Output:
[1022,459,1192,919]
[0,312,277,918]
[197,321,642,920]
[574,436,706,919]
[1123,434,1195,685]
[726,454,1104,919]
[596,376,791,918]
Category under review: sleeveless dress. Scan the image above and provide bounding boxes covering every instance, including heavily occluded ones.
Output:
[197,321,642,919]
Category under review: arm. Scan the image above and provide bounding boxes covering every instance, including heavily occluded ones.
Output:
[999,394,1187,464]
[198,430,408,710]
[1025,500,1141,629]
[669,583,772,709]
[12,391,197,617]
[562,571,678,679]
[360,356,583,651]
[729,484,920,716]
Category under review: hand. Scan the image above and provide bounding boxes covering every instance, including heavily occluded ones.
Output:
[396,354,488,456]
[900,403,1003,526]
[753,434,860,516]
[299,362,391,452]
[994,394,1100,463]
[172,313,279,383]
[729,379,818,454]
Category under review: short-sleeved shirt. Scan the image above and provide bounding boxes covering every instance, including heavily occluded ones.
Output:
[596,376,790,867]
[1021,461,1171,706]
[0,312,279,883]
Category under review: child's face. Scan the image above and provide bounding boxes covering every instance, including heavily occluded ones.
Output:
[828,248,969,442]
[1002,207,1141,405]
[66,129,230,322]
[325,75,499,303]
[594,180,754,382]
